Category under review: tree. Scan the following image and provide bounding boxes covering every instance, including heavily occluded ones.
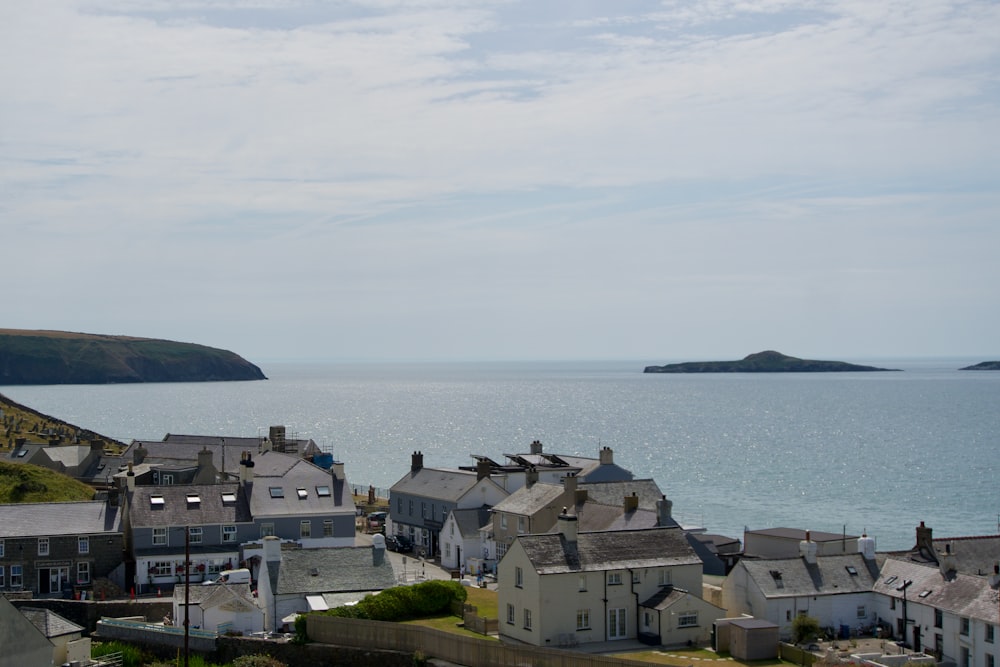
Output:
[792,614,821,644]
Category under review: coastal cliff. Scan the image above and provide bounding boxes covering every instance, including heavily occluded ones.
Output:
[0,329,267,385]
[959,361,1000,370]
[644,350,899,373]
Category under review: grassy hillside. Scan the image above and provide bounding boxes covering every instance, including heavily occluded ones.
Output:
[0,460,96,502]
[1,391,125,452]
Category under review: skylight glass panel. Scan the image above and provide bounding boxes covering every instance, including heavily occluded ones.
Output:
[269,487,284,498]
[221,492,237,504]
[186,494,201,504]
[316,485,331,497]
[150,495,165,506]
[297,488,308,499]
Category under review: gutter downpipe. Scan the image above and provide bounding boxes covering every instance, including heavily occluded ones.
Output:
[629,568,640,642]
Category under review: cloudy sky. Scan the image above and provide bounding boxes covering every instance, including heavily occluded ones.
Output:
[2,1,998,363]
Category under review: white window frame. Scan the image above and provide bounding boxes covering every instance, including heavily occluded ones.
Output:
[77,561,91,585]
[677,612,698,628]
[658,568,671,586]
[222,525,237,543]
[38,537,50,556]
[260,523,275,538]
[524,608,532,630]
[323,520,333,537]
[11,564,23,588]
[577,609,591,630]
[579,574,587,591]
[300,520,311,538]
[152,527,167,546]
[506,603,515,625]
[515,566,523,588]
[608,571,622,585]
[188,526,203,544]
[0,539,4,557]
[78,536,90,554]
[857,605,867,619]
[517,516,526,533]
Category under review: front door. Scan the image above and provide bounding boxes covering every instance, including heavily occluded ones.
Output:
[38,567,69,595]
[608,608,627,640]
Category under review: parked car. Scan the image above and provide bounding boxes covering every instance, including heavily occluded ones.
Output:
[385,534,413,553]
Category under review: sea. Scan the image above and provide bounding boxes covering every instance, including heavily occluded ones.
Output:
[2,358,997,552]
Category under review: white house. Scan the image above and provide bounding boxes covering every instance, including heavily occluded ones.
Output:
[439,506,492,574]
[498,511,721,649]
[173,583,265,636]
[872,556,1000,666]
[720,533,880,640]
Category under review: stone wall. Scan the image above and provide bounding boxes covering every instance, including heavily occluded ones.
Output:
[215,636,413,667]
[10,598,172,634]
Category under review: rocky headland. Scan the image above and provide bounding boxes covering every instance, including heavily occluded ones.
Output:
[959,361,1000,370]
[0,329,267,385]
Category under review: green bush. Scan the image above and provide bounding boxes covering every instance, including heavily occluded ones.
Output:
[792,614,821,644]
[91,640,149,667]
[233,655,288,667]
[322,580,467,622]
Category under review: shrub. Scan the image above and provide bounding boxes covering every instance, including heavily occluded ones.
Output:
[793,614,822,644]
[323,579,468,622]
[233,655,288,667]
[91,640,149,667]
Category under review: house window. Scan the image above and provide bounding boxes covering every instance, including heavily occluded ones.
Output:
[632,570,641,584]
[396,496,402,512]
[161,474,174,485]
[408,500,413,516]
[260,523,275,538]
[987,655,995,667]
[962,618,971,636]
[152,527,167,546]
[78,536,90,554]
[221,492,237,504]
[677,612,698,628]
[11,565,23,588]
[38,537,49,556]
[507,604,515,625]
[442,506,447,522]
[608,572,622,585]
[269,487,284,498]
[421,502,427,519]
[77,562,91,585]
[524,608,532,630]
[445,543,451,558]
[189,527,202,544]
[450,522,455,536]
[222,525,237,543]
[517,516,526,534]
[658,569,671,586]
[857,605,867,619]
[323,520,333,537]
[300,521,312,538]
[0,539,4,557]
[0,566,4,587]
[579,574,587,591]
[890,598,896,610]
[987,625,995,643]
[500,513,508,529]
[935,609,943,628]
[431,504,435,520]
[515,566,523,588]
[577,609,591,630]
[497,542,507,559]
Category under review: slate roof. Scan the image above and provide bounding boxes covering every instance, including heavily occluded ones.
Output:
[874,557,1000,623]
[0,500,122,537]
[741,554,879,598]
[272,546,397,596]
[642,585,694,611]
[491,482,566,516]
[746,527,859,543]
[246,452,352,517]
[579,479,663,510]
[887,535,1000,579]
[127,483,251,528]
[453,507,492,538]
[390,468,482,502]
[125,439,244,477]
[174,583,259,610]
[518,527,701,574]
[20,607,84,638]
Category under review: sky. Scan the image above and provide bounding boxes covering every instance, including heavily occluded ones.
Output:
[2,0,999,363]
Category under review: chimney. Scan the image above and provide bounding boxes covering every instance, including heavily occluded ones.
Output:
[624,492,639,513]
[133,442,148,465]
[939,543,958,578]
[263,535,282,563]
[525,466,539,488]
[411,451,424,472]
[599,447,614,465]
[240,451,255,484]
[90,438,104,453]
[915,521,936,561]
[656,495,673,527]
[268,425,286,452]
[575,488,588,505]
[476,459,491,481]
[126,461,136,492]
[989,562,1000,588]
[558,507,578,544]
[530,439,543,455]
[331,461,345,481]
[562,472,578,495]
[193,447,217,484]
[372,534,386,566]
[800,531,818,564]
[858,533,877,560]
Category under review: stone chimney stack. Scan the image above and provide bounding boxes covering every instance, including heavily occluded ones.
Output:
[372,534,386,566]
[558,507,578,544]
[263,535,282,563]
[939,543,958,578]
[476,459,491,481]
[530,439,543,455]
[133,442,148,465]
[599,447,614,465]
[624,492,639,513]
[411,451,424,473]
[331,461,345,481]
[562,472,578,495]
[126,461,136,492]
[915,521,936,561]
[240,451,255,484]
[525,466,539,488]
[989,562,1000,588]
[193,447,218,484]
[656,495,673,527]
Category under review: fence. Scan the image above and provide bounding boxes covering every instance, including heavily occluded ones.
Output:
[461,603,499,636]
[307,615,657,667]
[96,617,218,653]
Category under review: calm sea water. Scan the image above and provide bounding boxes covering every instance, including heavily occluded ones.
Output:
[3,358,997,551]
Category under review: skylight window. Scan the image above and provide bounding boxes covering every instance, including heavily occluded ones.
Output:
[316,485,331,497]
[919,590,932,598]
[846,566,858,575]
[269,487,284,498]
[297,488,308,499]
[884,575,898,585]
[150,495,165,506]
[221,492,237,504]
[186,494,201,505]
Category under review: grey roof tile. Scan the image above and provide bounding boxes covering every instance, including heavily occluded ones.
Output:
[741,554,879,597]
[519,527,701,574]
[128,483,251,528]
[20,607,84,638]
[390,468,481,502]
[274,547,397,595]
[875,558,1000,623]
[0,501,122,537]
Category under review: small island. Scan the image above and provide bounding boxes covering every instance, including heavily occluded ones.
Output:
[644,350,900,373]
[959,361,1000,370]
[0,329,267,385]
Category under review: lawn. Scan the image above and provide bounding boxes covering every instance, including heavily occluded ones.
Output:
[402,584,499,641]
[613,647,795,667]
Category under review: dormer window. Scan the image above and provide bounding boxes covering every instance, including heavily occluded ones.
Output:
[269,487,284,498]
